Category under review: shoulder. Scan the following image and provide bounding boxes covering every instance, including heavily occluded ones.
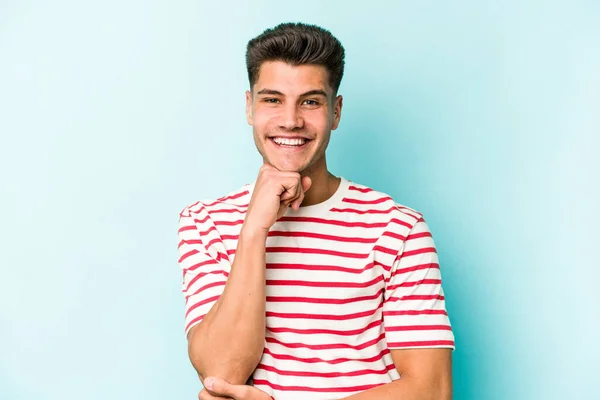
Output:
[179,182,253,219]
[343,179,424,228]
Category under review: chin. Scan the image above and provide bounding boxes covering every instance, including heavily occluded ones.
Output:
[268,159,307,173]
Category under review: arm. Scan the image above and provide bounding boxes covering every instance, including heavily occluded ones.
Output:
[199,348,451,400]
[187,225,268,385]
[183,165,312,387]
[344,215,454,399]
[342,348,452,400]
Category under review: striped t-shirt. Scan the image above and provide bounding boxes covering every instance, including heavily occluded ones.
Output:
[177,177,455,400]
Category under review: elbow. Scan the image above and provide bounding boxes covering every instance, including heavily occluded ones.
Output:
[187,325,261,385]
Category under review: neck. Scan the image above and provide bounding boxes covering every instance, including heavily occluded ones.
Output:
[300,161,340,207]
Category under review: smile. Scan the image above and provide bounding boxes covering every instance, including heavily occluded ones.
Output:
[270,137,311,148]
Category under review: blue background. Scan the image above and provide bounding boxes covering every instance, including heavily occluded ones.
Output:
[1,1,598,399]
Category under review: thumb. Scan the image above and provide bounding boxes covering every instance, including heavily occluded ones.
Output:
[203,376,239,398]
[301,176,312,192]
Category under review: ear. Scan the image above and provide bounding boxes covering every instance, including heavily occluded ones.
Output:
[331,95,343,130]
[245,90,254,126]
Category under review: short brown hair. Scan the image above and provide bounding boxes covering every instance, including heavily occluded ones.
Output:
[246,22,345,94]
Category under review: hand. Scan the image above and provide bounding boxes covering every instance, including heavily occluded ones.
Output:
[243,163,312,234]
[198,376,272,400]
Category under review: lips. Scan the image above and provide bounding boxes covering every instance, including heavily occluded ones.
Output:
[269,136,312,148]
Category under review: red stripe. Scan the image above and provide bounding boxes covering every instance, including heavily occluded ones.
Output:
[266,246,368,259]
[204,190,249,206]
[267,288,384,305]
[185,314,205,332]
[262,347,390,365]
[342,196,393,205]
[372,245,397,256]
[185,280,226,301]
[406,231,432,240]
[187,205,207,216]
[387,263,440,283]
[184,269,226,292]
[208,207,247,215]
[186,258,220,272]
[255,362,395,378]
[382,231,407,241]
[401,247,437,258]
[215,219,244,226]
[396,206,421,220]
[221,231,384,244]
[279,216,393,229]
[216,251,229,263]
[391,218,413,229]
[182,201,200,213]
[386,294,445,302]
[267,275,383,288]
[192,215,210,224]
[330,206,397,215]
[178,249,199,263]
[265,332,386,351]
[348,185,373,193]
[267,261,382,274]
[267,319,381,336]
[266,300,382,321]
[205,238,225,252]
[268,230,379,243]
[387,340,455,348]
[199,225,218,237]
[179,239,202,248]
[185,294,220,317]
[178,225,196,233]
[386,324,452,332]
[383,309,448,317]
[393,262,439,276]
[253,379,382,393]
[387,278,441,290]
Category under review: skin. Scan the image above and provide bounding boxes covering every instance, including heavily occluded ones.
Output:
[187,60,344,397]
[193,60,452,400]
[245,60,344,205]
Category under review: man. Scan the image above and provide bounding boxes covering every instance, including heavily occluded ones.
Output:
[177,22,454,400]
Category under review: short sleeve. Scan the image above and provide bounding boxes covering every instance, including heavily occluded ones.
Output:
[383,218,455,350]
[177,204,231,335]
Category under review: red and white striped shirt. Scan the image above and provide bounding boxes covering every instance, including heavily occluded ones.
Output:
[177,177,454,400]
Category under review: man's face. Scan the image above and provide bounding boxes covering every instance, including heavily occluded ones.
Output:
[246,61,342,173]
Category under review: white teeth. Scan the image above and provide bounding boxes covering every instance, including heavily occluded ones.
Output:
[272,137,307,146]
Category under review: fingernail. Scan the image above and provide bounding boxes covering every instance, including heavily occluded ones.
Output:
[204,377,214,390]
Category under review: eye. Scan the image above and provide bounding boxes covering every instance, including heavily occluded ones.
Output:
[302,99,320,106]
[264,98,280,104]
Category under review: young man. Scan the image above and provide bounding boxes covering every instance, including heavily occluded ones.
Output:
[177,23,455,400]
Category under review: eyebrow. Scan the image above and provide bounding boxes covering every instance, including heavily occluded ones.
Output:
[256,89,328,98]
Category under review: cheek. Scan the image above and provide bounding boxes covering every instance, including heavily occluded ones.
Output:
[305,111,330,132]
[252,108,276,130]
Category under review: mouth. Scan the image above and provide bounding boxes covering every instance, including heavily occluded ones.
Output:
[269,136,312,149]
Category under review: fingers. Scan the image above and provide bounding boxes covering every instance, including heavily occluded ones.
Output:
[198,388,228,400]
[257,163,312,212]
[301,176,312,192]
[289,175,313,210]
[202,377,246,399]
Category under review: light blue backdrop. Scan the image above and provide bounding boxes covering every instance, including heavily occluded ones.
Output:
[1,1,598,399]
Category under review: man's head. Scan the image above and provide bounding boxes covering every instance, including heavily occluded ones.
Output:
[245,23,345,174]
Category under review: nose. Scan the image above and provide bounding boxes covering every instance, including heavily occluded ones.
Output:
[278,103,304,131]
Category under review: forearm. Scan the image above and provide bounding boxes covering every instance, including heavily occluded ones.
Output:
[188,226,267,384]
[342,375,451,400]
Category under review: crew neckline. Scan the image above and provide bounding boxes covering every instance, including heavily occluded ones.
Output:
[247,176,349,217]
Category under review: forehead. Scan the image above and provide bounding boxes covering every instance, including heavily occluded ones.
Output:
[254,61,331,94]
